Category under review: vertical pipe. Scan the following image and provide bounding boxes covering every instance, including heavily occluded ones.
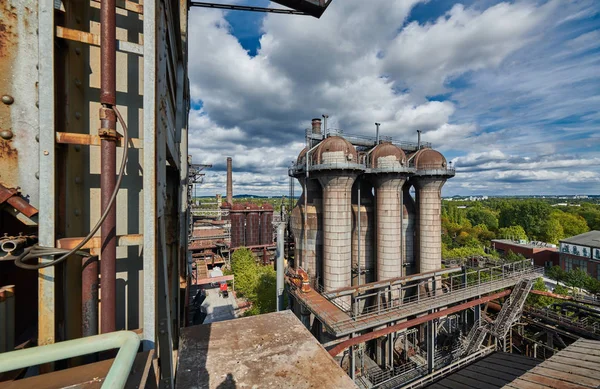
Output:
[417,130,421,149]
[226,157,233,205]
[322,114,328,135]
[375,123,380,145]
[357,181,361,286]
[276,223,285,312]
[82,256,99,337]
[100,0,117,334]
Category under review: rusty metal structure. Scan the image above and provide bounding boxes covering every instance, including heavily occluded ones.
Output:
[287,119,546,388]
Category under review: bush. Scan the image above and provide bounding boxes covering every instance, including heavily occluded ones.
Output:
[230,247,278,316]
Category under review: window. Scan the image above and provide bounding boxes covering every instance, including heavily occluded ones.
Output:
[544,261,553,268]
[564,257,588,273]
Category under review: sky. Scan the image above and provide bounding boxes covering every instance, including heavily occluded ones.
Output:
[187,0,600,197]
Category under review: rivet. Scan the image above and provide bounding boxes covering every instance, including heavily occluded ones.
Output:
[35,134,40,142]
[0,129,13,140]
[1,95,14,105]
[44,150,49,156]
[74,209,80,216]
[75,112,81,119]
[75,47,81,55]
[36,101,39,108]
[35,172,40,179]
[75,176,82,184]
[74,78,82,87]
[74,145,81,152]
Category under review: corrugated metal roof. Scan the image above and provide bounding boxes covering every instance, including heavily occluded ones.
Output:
[426,352,541,389]
[504,338,600,389]
[560,231,600,247]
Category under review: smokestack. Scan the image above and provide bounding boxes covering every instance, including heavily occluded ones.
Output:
[417,130,422,149]
[322,114,329,134]
[226,157,233,205]
[375,123,381,144]
[311,118,322,134]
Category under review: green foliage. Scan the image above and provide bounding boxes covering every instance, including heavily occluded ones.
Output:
[553,284,570,296]
[504,250,526,263]
[541,216,564,244]
[230,247,277,316]
[550,211,589,238]
[527,277,553,308]
[546,266,565,282]
[497,225,528,241]
[564,268,589,289]
[498,200,552,240]
[466,207,499,230]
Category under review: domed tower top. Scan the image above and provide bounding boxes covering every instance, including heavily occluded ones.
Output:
[370,142,407,170]
[312,136,358,165]
[411,148,454,177]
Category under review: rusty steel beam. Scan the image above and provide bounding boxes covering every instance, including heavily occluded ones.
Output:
[327,289,511,357]
[100,0,118,335]
[0,184,39,218]
[82,254,99,338]
[56,132,143,149]
[530,290,573,300]
[56,234,143,250]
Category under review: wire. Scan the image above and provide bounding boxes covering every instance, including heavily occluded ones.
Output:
[15,106,129,270]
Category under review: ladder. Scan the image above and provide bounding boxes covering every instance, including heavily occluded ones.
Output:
[462,319,488,356]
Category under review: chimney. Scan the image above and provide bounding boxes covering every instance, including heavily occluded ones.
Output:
[417,130,422,149]
[322,114,329,134]
[226,157,233,205]
[311,118,322,135]
[375,122,381,144]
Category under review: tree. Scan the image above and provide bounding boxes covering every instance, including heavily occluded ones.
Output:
[504,250,526,263]
[541,217,564,244]
[553,284,570,296]
[230,248,278,316]
[546,265,565,282]
[498,225,528,241]
[467,207,499,231]
[498,200,552,240]
[551,211,589,238]
[564,268,588,289]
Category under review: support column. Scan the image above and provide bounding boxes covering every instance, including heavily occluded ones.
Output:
[427,317,436,374]
[318,174,357,306]
[374,177,405,284]
[413,177,446,275]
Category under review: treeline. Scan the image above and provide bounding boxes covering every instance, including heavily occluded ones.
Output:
[442,199,600,259]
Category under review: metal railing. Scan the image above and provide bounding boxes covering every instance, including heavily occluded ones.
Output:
[0,331,140,388]
[525,307,600,337]
[329,261,542,335]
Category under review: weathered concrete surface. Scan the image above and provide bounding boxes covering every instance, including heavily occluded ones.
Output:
[402,183,416,275]
[413,177,446,275]
[374,176,405,282]
[318,174,357,301]
[176,310,358,389]
[351,179,374,285]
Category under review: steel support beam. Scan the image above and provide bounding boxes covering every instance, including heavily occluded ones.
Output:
[328,289,511,357]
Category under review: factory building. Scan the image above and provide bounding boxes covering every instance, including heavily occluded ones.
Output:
[287,118,545,387]
[559,230,600,278]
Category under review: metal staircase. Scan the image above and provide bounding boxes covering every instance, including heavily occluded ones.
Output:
[462,277,534,356]
[462,319,488,356]
[491,278,533,338]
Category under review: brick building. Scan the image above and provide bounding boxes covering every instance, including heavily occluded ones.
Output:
[491,239,559,268]
[559,230,600,280]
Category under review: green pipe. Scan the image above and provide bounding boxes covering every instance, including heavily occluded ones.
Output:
[0,330,140,388]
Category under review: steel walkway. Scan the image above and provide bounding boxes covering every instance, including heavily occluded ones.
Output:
[291,264,543,337]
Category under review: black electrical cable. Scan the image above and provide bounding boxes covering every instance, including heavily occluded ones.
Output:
[15,106,129,270]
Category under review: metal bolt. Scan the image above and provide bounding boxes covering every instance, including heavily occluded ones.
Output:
[74,145,81,152]
[74,209,80,216]
[35,101,39,108]
[1,95,14,105]
[75,47,81,55]
[75,176,82,184]
[35,134,39,142]
[35,172,39,179]
[75,112,81,119]
[74,78,82,87]
[44,150,49,156]
[0,129,13,140]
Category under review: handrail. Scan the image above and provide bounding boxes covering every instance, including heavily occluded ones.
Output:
[0,331,140,388]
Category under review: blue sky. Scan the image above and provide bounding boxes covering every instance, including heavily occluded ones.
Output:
[187,0,600,197]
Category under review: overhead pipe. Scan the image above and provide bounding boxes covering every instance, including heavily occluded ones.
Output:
[99,0,118,334]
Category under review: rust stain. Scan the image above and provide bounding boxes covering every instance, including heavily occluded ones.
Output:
[0,139,19,188]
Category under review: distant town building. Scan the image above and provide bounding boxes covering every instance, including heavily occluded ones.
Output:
[492,239,559,268]
[559,231,600,279]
